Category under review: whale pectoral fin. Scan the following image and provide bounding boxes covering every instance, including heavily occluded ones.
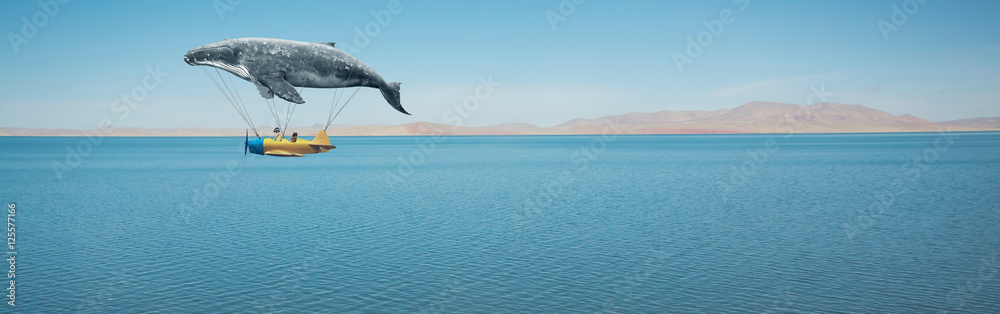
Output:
[257,74,304,104]
[254,81,274,99]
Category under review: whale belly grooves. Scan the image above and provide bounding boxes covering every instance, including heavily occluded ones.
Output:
[207,61,253,82]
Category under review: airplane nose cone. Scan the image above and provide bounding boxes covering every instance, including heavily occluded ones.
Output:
[247,139,264,155]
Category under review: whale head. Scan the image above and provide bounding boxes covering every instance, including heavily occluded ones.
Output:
[184,39,254,82]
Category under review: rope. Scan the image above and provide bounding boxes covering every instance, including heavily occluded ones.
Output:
[327,85,364,129]
[324,59,370,131]
[225,73,254,132]
[279,86,305,139]
[282,101,298,138]
[202,67,259,137]
[326,77,371,129]
[328,63,356,125]
[265,98,281,137]
[325,88,343,130]
[325,87,349,131]
[215,68,258,138]
[324,59,360,130]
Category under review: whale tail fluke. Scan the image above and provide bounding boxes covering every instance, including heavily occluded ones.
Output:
[380,81,409,115]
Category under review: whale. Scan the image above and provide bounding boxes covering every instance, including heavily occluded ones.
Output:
[184,37,408,115]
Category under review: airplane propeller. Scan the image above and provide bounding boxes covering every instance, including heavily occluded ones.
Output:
[244,129,249,155]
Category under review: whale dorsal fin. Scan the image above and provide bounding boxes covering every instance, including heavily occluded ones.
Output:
[318,42,335,48]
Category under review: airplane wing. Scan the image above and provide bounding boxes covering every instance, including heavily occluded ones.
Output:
[263,150,305,157]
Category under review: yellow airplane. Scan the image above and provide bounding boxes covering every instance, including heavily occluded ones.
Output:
[245,130,336,157]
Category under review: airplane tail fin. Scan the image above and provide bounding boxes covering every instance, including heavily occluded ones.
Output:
[313,130,330,145]
[309,130,336,149]
[380,81,409,115]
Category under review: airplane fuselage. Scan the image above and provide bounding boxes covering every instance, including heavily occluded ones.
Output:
[247,131,336,157]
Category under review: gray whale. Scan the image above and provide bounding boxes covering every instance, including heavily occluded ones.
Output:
[184,38,408,115]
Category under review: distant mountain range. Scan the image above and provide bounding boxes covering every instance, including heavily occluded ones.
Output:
[3,102,997,137]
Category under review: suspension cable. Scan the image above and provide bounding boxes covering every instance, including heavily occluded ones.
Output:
[324,60,359,130]
[266,98,280,131]
[282,101,298,138]
[325,88,343,129]
[280,86,305,138]
[265,98,281,137]
[202,67,259,137]
[326,83,366,130]
[215,68,258,138]
[326,76,372,130]
[325,86,351,131]
[324,60,371,131]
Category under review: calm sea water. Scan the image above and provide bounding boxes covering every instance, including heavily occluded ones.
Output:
[2,133,999,312]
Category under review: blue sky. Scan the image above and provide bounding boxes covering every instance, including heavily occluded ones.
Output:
[1,0,998,129]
